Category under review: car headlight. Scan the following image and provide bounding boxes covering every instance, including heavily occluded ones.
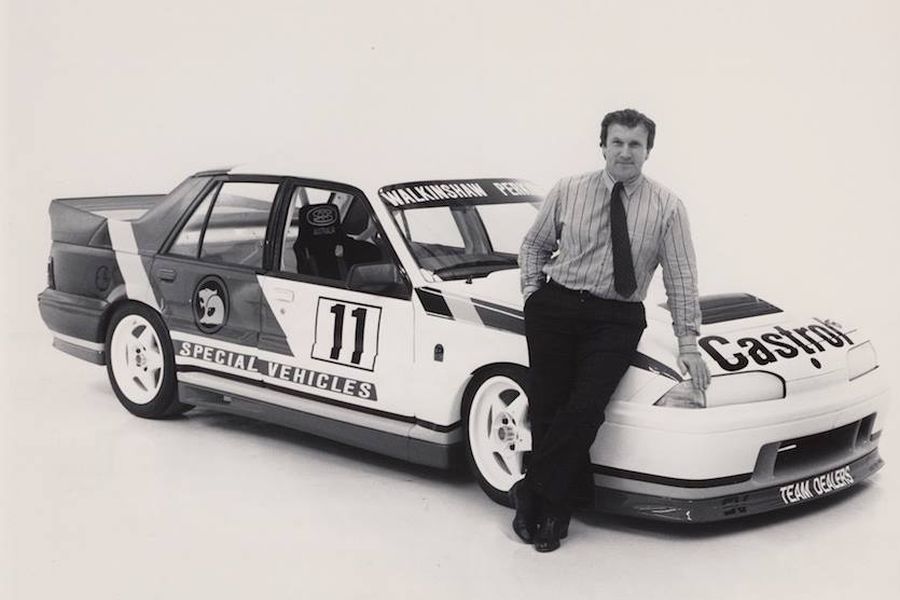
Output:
[654,381,706,408]
[847,341,878,381]
[655,372,785,409]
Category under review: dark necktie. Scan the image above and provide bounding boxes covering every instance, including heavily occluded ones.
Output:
[610,181,637,297]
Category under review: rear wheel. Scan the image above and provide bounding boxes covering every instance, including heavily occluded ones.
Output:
[462,366,532,506]
[105,303,191,418]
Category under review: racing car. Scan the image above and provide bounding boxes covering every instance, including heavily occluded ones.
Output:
[38,165,890,522]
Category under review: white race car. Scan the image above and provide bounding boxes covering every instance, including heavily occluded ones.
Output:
[38,165,889,522]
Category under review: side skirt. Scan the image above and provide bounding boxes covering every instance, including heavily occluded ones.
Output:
[177,371,462,469]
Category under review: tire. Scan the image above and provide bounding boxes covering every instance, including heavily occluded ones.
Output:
[462,365,532,507]
[105,302,191,419]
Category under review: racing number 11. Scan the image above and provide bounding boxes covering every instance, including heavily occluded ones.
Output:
[329,304,367,364]
[314,298,381,371]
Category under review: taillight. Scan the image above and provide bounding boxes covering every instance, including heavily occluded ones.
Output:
[47,256,55,289]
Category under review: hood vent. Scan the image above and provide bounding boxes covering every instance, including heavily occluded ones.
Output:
[661,293,783,325]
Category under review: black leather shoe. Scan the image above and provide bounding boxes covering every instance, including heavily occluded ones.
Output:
[559,514,570,540]
[534,515,564,553]
[537,510,569,538]
[509,481,538,544]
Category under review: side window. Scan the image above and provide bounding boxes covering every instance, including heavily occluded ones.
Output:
[280,185,385,282]
[169,185,217,258]
[200,181,279,268]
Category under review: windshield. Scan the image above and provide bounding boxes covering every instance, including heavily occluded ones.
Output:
[381,179,541,280]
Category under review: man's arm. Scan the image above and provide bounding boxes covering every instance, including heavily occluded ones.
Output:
[518,180,562,300]
[659,197,710,390]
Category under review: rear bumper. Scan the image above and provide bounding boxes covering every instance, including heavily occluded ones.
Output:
[592,448,884,522]
[38,288,108,364]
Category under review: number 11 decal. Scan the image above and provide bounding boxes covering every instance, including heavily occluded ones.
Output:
[313,298,382,371]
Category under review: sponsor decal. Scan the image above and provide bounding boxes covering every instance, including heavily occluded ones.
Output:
[779,465,854,504]
[491,181,542,197]
[306,205,338,227]
[379,179,541,207]
[177,340,377,401]
[699,318,853,372]
[193,276,229,334]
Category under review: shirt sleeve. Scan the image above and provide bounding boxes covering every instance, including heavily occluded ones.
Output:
[658,197,702,338]
[518,180,562,299]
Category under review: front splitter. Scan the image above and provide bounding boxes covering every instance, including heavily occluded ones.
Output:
[592,449,884,523]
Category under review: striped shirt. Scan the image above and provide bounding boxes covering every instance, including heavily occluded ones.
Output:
[519,169,701,338]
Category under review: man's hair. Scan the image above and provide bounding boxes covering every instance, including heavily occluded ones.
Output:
[600,108,656,151]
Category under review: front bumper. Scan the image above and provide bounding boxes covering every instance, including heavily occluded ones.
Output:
[593,448,883,522]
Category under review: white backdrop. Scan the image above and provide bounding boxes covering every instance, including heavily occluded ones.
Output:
[3,1,900,597]
[5,1,900,356]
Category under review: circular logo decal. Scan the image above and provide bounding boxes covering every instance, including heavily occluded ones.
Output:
[193,275,229,334]
[307,206,338,227]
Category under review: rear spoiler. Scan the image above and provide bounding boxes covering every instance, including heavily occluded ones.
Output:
[49,194,165,246]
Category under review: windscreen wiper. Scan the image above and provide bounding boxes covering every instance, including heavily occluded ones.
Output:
[432,258,518,276]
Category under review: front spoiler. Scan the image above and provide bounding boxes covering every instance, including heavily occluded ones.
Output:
[593,449,884,523]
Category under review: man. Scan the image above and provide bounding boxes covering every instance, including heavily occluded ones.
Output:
[514,108,710,552]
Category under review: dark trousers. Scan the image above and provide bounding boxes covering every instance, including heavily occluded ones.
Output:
[523,281,646,517]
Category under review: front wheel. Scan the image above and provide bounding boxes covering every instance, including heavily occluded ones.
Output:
[462,366,532,506]
[105,302,191,419]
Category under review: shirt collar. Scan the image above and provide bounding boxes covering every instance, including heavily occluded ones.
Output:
[601,169,644,198]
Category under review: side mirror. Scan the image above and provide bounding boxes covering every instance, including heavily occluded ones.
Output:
[347,262,410,298]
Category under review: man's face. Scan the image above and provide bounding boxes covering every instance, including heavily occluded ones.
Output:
[602,123,650,182]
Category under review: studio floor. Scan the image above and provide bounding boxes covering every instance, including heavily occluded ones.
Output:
[2,329,898,600]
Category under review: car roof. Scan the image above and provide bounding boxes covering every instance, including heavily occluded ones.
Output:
[207,156,535,200]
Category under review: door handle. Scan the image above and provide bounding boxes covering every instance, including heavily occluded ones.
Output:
[157,268,177,282]
[273,288,294,302]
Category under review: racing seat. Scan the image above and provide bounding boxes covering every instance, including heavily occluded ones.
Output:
[293,203,382,281]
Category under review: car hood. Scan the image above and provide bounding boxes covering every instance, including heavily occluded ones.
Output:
[695,312,863,380]
[426,270,864,383]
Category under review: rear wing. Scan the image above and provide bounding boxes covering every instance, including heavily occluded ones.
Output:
[49,194,165,246]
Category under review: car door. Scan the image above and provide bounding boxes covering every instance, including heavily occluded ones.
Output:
[257,179,416,417]
[153,176,286,381]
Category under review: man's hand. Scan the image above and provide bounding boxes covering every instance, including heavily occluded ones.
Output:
[677,351,711,391]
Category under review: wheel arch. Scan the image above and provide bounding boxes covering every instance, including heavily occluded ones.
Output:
[459,361,529,421]
[98,296,166,353]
